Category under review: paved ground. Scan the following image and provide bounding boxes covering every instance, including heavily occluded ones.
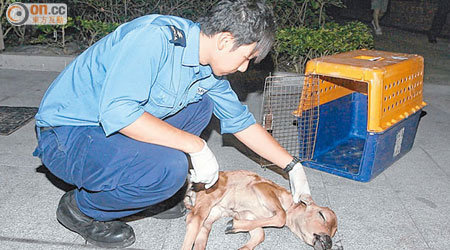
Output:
[0,26,449,250]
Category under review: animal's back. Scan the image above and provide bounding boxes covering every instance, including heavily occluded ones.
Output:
[208,170,291,218]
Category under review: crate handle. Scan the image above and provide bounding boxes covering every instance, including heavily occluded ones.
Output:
[354,55,384,62]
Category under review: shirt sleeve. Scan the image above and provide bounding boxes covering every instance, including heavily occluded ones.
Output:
[98,25,168,136]
[206,78,256,134]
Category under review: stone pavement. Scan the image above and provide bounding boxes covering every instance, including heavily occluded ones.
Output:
[0,26,449,250]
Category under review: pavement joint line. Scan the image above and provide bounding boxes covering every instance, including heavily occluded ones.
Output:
[0,96,11,103]
[383,173,433,250]
[418,145,450,185]
[0,54,75,72]
[159,220,172,250]
[0,235,146,250]
[319,172,345,250]
[0,164,40,169]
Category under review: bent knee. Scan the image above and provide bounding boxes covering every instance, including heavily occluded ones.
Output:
[140,150,188,189]
[165,151,189,186]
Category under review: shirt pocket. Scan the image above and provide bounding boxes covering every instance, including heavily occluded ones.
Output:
[148,83,177,118]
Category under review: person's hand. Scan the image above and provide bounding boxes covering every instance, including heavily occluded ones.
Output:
[188,139,219,189]
[288,162,311,204]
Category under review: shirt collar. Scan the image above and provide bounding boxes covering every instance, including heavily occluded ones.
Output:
[182,23,211,76]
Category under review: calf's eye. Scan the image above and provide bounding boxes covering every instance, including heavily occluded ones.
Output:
[318,211,326,221]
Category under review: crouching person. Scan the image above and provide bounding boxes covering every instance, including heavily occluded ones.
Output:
[33,0,311,248]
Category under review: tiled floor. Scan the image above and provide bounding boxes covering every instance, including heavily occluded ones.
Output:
[0,26,449,250]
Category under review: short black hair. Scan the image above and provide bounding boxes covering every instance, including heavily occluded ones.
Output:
[198,0,275,63]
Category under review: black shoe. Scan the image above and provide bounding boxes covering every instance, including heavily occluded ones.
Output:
[56,190,136,248]
[428,32,437,43]
[136,181,188,219]
[149,200,187,219]
[132,201,187,220]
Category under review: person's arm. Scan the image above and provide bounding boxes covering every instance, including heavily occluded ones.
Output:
[234,123,311,203]
[120,111,219,189]
[234,123,292,168]
[119,111,203,153]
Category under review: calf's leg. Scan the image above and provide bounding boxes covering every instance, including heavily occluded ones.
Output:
[239,228,265,250]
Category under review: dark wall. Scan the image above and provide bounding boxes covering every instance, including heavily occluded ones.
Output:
[339,0,449,37]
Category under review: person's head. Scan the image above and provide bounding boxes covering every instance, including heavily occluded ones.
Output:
[198,0,275,76]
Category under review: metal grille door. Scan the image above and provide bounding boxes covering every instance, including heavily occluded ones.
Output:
[260,74,320,167]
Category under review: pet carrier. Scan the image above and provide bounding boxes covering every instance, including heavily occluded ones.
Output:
[261,50,426,182]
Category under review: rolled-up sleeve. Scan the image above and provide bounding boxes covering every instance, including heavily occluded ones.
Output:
[206,79,256,134]
[99,25,167,136]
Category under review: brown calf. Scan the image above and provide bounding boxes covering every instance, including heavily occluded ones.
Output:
[182,170,337,250]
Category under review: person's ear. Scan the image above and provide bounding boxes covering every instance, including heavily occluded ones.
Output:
[216,32,235,51]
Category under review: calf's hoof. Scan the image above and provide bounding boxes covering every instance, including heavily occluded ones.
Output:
[224,220,235,234]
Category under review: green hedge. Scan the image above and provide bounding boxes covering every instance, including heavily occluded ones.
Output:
[1,0,345,50]
[273,21,374,72]
[1,0,374,73]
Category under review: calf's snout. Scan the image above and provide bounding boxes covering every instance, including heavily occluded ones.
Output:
[313,233,332,250]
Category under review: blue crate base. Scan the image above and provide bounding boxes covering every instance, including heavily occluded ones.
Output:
[301,93,422,182]
[313,137,365,175]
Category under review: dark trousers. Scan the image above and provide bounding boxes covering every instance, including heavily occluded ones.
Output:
[34,96,213,221]
[430,0,450,37]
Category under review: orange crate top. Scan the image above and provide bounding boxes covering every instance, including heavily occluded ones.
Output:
[303,49,427,132]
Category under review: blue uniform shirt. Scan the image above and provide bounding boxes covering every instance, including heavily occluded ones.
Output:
[35,15,256,136]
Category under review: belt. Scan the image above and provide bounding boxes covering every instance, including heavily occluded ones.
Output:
[40,126,57,133]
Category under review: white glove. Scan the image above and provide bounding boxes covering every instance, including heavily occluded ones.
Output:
[288,162,312,204]
[188,139,219,189]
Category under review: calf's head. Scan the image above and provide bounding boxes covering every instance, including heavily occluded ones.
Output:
[286,199,337,250]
